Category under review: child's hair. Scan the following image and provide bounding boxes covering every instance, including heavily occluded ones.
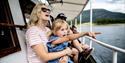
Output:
[52,19,69,34]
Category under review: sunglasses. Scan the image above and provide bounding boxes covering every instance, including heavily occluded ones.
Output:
[41,8,51,13]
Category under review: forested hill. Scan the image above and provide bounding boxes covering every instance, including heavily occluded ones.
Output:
[77,9,125,22]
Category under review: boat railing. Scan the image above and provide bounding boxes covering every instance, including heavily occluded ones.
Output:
[83,36,125,63]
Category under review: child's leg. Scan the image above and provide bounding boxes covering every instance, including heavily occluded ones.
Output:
[71,48,79,63]
[81,44,90,50]
[81,44,94,60]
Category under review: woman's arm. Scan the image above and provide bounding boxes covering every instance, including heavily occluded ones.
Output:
[32,43,72,62]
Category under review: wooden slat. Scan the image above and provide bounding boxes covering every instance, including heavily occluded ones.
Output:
[0,23,26,29]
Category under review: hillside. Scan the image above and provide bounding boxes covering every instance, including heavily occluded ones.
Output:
[77,9,125,22]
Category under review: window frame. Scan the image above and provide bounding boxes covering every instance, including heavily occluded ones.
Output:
[0,0,21,58]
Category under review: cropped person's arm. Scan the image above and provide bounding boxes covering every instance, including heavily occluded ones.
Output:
[32,43,71,62]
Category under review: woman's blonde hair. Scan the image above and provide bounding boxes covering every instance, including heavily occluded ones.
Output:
[27,3,45,28]
[52,19,69,34]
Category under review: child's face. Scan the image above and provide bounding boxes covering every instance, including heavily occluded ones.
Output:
[55,24,68,37]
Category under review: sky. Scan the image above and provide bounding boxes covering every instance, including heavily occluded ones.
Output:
[84,0,125,13]
[36,0,125,13]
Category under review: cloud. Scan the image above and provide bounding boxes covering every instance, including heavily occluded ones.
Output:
[84,0,125,13]
[106,0,124,4]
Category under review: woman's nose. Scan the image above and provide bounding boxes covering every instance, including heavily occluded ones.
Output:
[46,10,51,14]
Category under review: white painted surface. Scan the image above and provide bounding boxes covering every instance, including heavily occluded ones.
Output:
[0,0,27,63]
[9,0,25,25]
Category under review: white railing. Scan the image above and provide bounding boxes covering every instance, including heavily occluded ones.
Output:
[84,36,125,63]
[69,0,125,63]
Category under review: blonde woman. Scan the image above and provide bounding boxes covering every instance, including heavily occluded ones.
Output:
[25,3,72,63]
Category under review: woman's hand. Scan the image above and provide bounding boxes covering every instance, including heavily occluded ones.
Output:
[59,56,68,63]
[65,47,72,56]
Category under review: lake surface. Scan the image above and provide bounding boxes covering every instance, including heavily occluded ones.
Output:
[77,24,125,63]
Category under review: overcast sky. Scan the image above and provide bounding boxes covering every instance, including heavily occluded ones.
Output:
[84,0,125,13]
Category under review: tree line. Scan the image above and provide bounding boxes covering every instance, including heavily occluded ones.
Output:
[93,18,125,25]
[67,18,125,25]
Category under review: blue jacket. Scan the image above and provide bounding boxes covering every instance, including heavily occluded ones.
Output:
[47,35,73,63]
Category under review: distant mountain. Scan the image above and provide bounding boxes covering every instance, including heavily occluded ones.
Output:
[77,9,125,22]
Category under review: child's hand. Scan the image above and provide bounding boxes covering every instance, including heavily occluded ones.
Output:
[85,32,101,39]
[85,32,95,39]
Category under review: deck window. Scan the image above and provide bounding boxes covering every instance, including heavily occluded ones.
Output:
[0,0,21,58]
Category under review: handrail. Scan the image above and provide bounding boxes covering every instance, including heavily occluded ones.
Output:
[85,36,125,53]
[85,36,125,63]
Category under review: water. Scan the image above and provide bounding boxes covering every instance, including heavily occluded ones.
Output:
[78,24,125,63]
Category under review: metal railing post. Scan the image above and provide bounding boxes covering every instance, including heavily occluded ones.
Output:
[89,0,93,48]
[80,14,82,33]
[113,50,117,63]
[75,18,77,28]
[85,36,125,63]
[70,20,72,27]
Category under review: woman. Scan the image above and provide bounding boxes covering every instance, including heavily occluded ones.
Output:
[25,3,72,63]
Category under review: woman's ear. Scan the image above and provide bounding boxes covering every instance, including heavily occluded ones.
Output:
[37,11,41,18]
[37,8,42,17]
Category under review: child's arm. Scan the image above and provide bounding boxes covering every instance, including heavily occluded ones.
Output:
[51,32,88,45]
[52,32,101,45]
[51,32,85,45]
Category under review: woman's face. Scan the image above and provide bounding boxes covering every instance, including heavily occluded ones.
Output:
[55,24,68,37]
[40,5,51,21]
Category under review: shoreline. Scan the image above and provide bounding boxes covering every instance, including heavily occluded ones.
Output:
[76,23,125,27]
